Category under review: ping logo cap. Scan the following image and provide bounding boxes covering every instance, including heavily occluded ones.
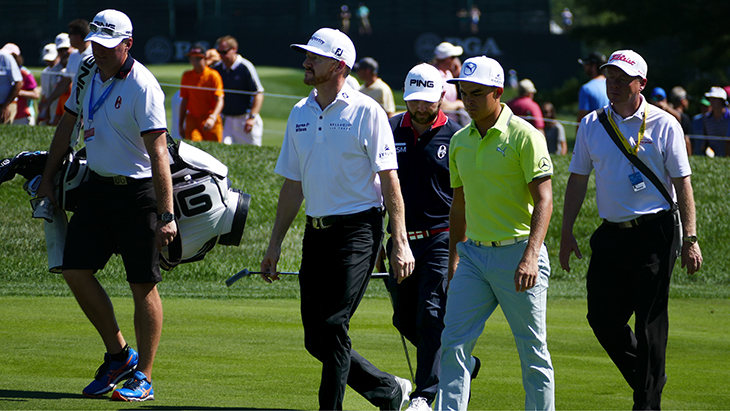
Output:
[403,63,444,103]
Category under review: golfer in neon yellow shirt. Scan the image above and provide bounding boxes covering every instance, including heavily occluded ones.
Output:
[436,56,555,411]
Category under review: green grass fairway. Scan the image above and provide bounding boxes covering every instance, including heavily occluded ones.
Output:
[1,297,728,410]
[2,66,730,410]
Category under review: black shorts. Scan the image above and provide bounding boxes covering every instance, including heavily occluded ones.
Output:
[63,177,161,283]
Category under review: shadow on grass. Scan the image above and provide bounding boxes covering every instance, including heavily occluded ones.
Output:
[0,391,302,410]
[0,389,86,400]
[131,407,303,411]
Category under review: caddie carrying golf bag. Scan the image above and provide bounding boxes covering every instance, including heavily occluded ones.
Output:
[1,140,250,272]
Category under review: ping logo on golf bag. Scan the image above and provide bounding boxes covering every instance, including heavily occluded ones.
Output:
[161,139,251,271]
[177,184,214,217]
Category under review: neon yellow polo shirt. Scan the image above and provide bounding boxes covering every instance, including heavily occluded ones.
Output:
[450,104,552,242]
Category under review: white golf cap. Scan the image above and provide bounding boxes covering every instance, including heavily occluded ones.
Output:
[704,86,727,101]
[434,42,463,60]
[600,49,648,79]
[518,79,536,94]
[85,9,133,49]
[42,43,58,61]
[447,56,504,88]
[403,63,444,103]
[0,43,20,56]
[55,33,71,50]
[291,28,356,69]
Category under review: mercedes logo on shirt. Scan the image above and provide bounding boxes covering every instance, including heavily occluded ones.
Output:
[538,157,551,171]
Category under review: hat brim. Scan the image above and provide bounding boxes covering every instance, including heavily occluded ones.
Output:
[446,78,503,88]
[403,90,442,103]
[291,44,329,58]
[186,52,205,57]
[85,32,126,49]
[704,93,726,100]
[599,62,645,79]
[290,44,353,69]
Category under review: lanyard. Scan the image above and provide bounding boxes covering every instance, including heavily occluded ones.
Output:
[607,105,648,155]
[88,73,117,123]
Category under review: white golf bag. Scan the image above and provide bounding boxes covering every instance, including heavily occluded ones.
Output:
[160,139,250,270]
[26,139,249,272]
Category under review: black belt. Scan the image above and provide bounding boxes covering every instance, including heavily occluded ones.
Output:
[603,209,670,229]
[90,171,141,186]
[306,207,382,230]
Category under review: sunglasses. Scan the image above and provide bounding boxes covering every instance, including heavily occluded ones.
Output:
[217,47,232,55]
[89,22,129,38]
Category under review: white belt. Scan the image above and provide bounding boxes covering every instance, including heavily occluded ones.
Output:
[471,235,529,247]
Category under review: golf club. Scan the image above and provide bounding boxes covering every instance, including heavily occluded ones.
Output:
[226,268,390,287]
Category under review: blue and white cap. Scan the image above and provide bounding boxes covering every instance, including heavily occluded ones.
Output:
[447,56,504,88]
[290,28,356,69]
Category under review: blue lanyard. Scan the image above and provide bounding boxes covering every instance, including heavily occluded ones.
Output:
[88,73,117,123]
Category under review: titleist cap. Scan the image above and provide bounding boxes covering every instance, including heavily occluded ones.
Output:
[601,50,648,79]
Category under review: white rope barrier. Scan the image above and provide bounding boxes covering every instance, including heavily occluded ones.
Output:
[27,69,730,141]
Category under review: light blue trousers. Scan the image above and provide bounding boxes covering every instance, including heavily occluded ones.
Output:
[436,239,555,411]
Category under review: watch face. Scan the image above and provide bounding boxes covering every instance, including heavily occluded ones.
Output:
[160,212,175,222]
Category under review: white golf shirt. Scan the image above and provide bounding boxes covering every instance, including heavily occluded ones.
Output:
[570,96,690,222]
[276,83,398,217]
[66,55,167,178]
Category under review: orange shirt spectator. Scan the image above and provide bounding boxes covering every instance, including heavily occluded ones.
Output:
[179,44,224,142]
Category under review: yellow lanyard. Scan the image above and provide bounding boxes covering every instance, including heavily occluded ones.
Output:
[607,105,648,155]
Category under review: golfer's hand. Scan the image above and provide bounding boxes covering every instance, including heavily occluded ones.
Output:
[35,179,57,206]
[559,232,582,272]
[514,258,538,293]
[681,242,702,275]
[244,117,255,133]
[260,249,281,283]
[390,241,415,284]
[155,220,177,251]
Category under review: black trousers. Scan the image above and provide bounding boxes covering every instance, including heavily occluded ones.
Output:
[299,210,398,410]
[387,231,449,403]
[586,212,676,410]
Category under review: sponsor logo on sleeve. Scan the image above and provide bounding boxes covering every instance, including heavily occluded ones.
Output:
[538,157,551,171]
[379,144,395,159]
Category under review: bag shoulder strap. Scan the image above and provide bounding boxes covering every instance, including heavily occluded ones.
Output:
[596,107,675,206]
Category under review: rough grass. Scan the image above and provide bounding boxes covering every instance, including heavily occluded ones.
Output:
[1,123,729,299]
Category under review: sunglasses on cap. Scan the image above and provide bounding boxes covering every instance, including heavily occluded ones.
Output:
[89,22,128,38]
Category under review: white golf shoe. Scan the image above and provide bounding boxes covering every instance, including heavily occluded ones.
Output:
[405,396,432,411]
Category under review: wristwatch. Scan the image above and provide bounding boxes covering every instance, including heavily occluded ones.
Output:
[158,212,175,224]
[682,235,698,244]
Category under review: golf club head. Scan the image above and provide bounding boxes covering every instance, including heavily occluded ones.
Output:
[225,268,251,287]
